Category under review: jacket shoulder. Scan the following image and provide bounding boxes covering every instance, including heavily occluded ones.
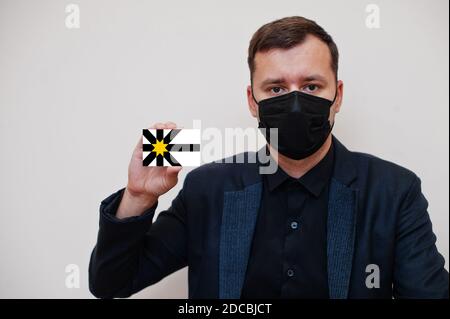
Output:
[351,150,420,190]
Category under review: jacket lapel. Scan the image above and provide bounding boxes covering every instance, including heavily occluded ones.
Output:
[219,182,262,299]
[327,178,358,298]
[327,136,358,299]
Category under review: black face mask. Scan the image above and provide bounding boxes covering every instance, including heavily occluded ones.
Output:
[253,88,337,160]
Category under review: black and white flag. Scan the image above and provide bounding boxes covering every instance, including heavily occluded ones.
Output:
[142,129,201,166]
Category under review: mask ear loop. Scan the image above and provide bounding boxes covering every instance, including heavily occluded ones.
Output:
[250,79,259,104]
[313,84,339,132]
[251,80,271,156]
[328,83,339,132]
[330,85,338,105]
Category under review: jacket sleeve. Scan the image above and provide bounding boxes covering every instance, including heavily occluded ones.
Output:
[88,179,189,299]
[393,175,449,299]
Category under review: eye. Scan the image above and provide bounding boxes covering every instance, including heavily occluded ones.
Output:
[269,87,285,95]
[303,84,319,93]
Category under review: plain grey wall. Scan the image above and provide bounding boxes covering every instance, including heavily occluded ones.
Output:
[0,0,448,298]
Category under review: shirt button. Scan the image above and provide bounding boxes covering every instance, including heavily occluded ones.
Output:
[287,269,295,277]
[290,221,299,230]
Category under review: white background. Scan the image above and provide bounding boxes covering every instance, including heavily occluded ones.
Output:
[0,0,448,298]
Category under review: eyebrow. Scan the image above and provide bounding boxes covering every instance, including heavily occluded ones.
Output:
[260,78,285,87]
[304,74,328,84]
[259,74,328,87]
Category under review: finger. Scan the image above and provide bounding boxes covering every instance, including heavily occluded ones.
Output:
[153,122,165,129]
[165,121,177,129]
[135,135,143,151]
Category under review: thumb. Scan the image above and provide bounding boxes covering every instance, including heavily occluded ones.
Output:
[166,166,182,177]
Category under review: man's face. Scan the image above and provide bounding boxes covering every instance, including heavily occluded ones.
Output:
[247,34,343,125]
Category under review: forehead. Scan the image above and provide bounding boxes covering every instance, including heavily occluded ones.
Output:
[253,35,334,82]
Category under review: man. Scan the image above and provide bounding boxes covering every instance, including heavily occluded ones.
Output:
[89,16,449,299]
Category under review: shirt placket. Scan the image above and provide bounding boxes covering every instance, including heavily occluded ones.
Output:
[280,182,308,297]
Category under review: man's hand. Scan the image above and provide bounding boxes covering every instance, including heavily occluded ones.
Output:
[116,122,182,219]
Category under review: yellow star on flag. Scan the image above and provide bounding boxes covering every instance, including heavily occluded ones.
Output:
[151,139,168,157]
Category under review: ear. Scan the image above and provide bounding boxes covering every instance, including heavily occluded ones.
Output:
[247,85,258,118]
[333,80,344,114]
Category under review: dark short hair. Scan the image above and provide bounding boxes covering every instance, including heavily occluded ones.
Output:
[247,16,339,82]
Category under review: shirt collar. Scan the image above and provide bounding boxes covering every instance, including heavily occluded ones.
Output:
[266,141,335,197]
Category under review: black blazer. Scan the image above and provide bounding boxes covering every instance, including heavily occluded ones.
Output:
[89,135,449,299]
